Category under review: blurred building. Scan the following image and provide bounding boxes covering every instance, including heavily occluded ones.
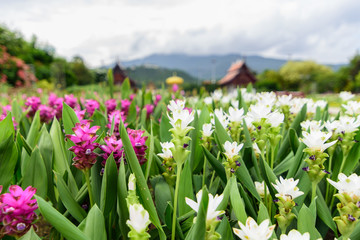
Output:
[218,60,257,87]
[112,62,136,87]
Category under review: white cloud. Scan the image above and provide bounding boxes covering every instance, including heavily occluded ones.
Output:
[0,0,359,67]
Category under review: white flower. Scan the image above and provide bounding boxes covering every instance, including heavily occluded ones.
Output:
[202,123,214,137]
[335,116,360,134]
[168,100,185,113]
[126,204,151,233]
[255,181,269,198]
[185,190,225,222]
[233,217,275,240]
[256,92,276,108]
[300,130,337,152]
[340,91,355,102]
[253,142,262,155]
[327,173,360,202]
[289,98,307,115]
[157,141,174,160]
[204,97,213,105]
[231,100,239,108]
[211,89,223,101]
[267,110,284,127]
[211,108,229,129]
[272,177,304,201]
[128,174,136,191]
[221,95,231,105]
[301,120,324,132]
[280,229,310,240]
[315,100,327,109]
[342,101,360,115]
[168,109,195,130]
[324,120,339,133]
[228,107,245,123]
[223,141,243,159]
[247,104,272,123]
[276,94,293,107]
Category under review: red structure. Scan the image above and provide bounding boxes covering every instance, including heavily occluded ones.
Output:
[218,60,257,87]
[112,62,136,87]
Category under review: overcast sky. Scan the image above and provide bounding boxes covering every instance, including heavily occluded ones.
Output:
[1,0,359,67]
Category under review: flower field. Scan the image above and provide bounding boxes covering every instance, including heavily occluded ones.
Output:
[1,81,360,240]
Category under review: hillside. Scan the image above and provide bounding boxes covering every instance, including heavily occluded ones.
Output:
[121,53,345,80]
[124,65,199,87]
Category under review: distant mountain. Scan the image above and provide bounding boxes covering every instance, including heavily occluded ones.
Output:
[124,65,199,87]
[121,53,345,80]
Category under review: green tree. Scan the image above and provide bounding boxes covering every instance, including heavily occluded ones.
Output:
[256,69,283,91]
[70,56,95,85]
[279,61,333,93]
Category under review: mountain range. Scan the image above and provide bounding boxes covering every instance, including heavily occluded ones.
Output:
[119,53,345,80]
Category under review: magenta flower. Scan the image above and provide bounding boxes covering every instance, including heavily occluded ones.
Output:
[64,94,78,109]
[145,104,154,118]
[48,93,63,118]
[127,129,148,165]
[121,99,131,115]
[25,96,41,117]
[99,135,124,167]
[0,185,38,237]
[38,105,55,123]
[74,109,86,121]
[172,84,179,92]
[1,105,11,115]
[154,94,162,105]
[105,99,117,114]
[85,99,100,117]
[66,120,100,170]
[130,94,136,101]
[107,110,127,137]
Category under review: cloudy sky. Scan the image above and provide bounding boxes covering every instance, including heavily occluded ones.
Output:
[1,0,359,67]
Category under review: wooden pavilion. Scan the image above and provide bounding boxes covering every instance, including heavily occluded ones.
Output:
[218,60,257,87]
[112,62,136,87]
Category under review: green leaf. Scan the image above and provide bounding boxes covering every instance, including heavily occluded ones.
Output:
[343,142,360,175]
[121,78,131,99]
[235,160,261,201]
[286,143,306,178]
[257,202,270,224]
[0,132,18,190]
[189,111,202,171]
[35,195,88,240]
[107,68,114,99]
[152,176,173,224]
[202,147,227,184]
[91,110,107,134]
[298,204,322,240]
[119,119,166,240]
[164,203,184,239]
[62,103,80,135]
[54,172,86,223]
[289,128,300,154]
[229,176,247,224]
[160,113,172,142]
[214,114,232,151]
[117,159,129,238]
[22,147,47,198]
[100,153,118,217]
[126,100,137,125]
[18,226,41,240]
[178,160,194,216]
[316,188,337,234]
[83,205,107,240]
[0,113,15,142]
[21,111,41,176]
[185,187,208,240]
[216,217,233,240]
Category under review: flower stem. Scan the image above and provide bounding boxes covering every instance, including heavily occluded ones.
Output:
[84,169,94,208]
[270,146,275,170]
[202,156,207,186]
[311,182,317,201]
[171,163,183,240]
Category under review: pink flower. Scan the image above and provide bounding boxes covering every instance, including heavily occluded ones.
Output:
[121,99,131,115]
[154,94,162,105]
[74,109,86,121]
[85,99,100,117]
[172,84,179,92]
[64,94,78,109]
[38,105,55,123]
[66,120,100,170]
[107,110,127,137]
[105,99,117,114]
[1,105,11,115]
[25,96,41,117]
[127,129,148,165]
[130,94,136,101]
[0,185,38,237]
[99,135,124,167]
[145,104,154,118]
[48,93,63,118]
